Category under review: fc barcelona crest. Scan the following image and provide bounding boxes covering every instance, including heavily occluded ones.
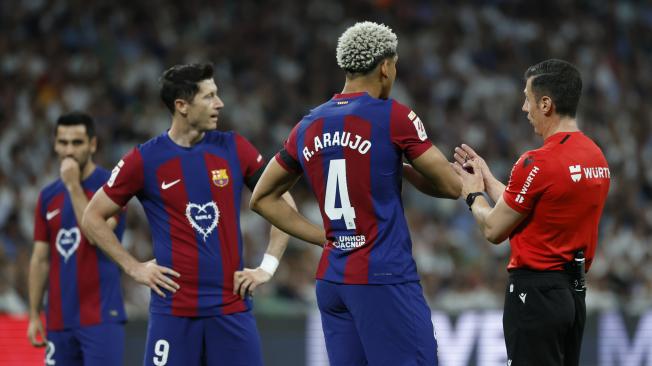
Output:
[212,169,229,187]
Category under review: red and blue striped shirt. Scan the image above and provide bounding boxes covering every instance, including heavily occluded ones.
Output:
[276,92,432,285]
[103,131,264,317]
[33,167,127,331]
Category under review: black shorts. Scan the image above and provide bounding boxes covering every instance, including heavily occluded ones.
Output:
[503,269,586,366]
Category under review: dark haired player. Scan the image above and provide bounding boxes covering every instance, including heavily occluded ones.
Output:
[83,63,293,366]
[452,59,610,366]
[28,112,127,365]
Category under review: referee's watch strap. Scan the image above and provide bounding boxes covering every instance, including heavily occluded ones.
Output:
[465,192,484,211]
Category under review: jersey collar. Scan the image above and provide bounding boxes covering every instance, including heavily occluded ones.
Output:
[332,92,368,99]
[544,131,583,145]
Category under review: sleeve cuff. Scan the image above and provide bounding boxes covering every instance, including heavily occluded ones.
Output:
[274,153,301,174]
[406,142,433,161]
[502,191,530,214]
[103,187,129,208]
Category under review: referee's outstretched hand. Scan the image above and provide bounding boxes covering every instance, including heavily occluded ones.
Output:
[453,144,492,180]
[451,158,485,198]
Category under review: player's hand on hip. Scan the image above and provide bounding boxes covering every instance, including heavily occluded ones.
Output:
[131,259,181,298]
[451,158,485,198]
[27,317,47,347]
[233,268,271,299]
[60,157,81,187]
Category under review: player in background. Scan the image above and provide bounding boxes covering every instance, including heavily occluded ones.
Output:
[28,112,127,365]
[243,22,461,365]
[452,59,610,366]
[82,63,294,366]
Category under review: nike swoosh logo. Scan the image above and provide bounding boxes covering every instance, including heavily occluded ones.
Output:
[46,209,60,221]
[161,179,181,190]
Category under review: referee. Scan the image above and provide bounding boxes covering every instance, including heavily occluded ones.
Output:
[451,59,610,366]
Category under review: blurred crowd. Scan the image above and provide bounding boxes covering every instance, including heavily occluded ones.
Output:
[1,0,651,318]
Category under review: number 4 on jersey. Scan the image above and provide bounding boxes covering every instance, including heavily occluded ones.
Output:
[324,159,356,230]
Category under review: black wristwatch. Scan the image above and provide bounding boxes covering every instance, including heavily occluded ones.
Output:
[465,192,484,211]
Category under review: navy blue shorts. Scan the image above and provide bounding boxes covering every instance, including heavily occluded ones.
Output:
[46,323,124,366]
[316,280,438,366]
[143,311,263,366]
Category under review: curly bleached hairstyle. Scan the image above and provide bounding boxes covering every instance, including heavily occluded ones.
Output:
[336,21,398,74]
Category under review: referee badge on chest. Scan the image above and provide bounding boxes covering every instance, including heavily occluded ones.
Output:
[211,169,229,187]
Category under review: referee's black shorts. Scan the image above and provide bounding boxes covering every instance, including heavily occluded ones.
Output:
[503,269,586,366]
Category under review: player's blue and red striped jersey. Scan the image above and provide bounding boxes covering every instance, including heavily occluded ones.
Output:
[103,131,265,317]
[33,167,127,331]
[275,92,433,284]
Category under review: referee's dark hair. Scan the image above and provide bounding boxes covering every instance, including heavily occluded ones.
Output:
[55,112,95,138]
[159,63,214,114]
[524,59,582,118]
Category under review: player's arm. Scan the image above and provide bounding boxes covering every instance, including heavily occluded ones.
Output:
[234,192,296,299]
[403,163,445,196]
[468,195,526,244]
[61,158,117,243]
[262,193,295,262]
[250,159,326,246]
[82,189,180,297]
[409,145,462,199]
[390,102,461,198]
[66,183,118,236]
[27,241,49,347]
[265,194,295,259]
[233,133,308,297]
[451,159,526,243]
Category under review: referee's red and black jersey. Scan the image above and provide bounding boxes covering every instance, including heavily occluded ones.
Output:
[33,167,127,331]
[503,131,610,271]
[103,131,264,317]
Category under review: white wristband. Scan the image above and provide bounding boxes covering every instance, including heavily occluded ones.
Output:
[259,254,279,276]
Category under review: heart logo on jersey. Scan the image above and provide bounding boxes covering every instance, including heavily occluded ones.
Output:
[56,227,81,262]
[185,201,220,241]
